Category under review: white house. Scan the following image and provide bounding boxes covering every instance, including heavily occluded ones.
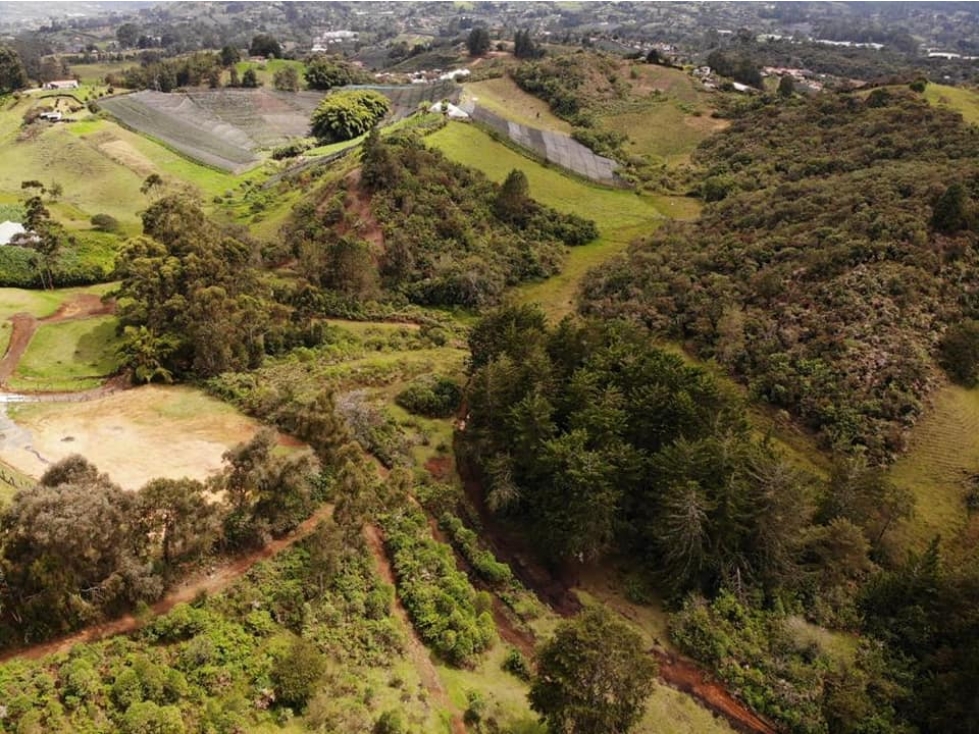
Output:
[0,221,26,246]
[43,80,79,90]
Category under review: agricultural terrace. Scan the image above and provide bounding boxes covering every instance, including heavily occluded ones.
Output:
[97,82,462,172]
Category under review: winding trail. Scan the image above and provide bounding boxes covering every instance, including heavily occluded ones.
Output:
[0,503,335,664]
[0,293,115,388]
[457,463,781,734]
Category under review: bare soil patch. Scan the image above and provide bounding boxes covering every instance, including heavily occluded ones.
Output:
[3,386,287,490]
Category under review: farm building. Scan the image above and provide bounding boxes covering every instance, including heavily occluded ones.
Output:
[44,80,79,89]
[0,221,25,245]
[39,111,62,121]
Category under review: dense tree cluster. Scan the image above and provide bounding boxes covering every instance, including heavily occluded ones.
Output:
[0,46,29,94]
[284,131,596,309]
[463,307,838,593]
[466,27,491,57]
[114,195,287,381]
[309,89,390,143]
[119,52,222,92]
[582,90,979,460]
[512,29,543,60]
[0,436,323,646]
[705,48,764,88]
[248,33,282,59]
[303,54,368,91]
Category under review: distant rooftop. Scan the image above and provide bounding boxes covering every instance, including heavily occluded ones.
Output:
[0,221,25,246]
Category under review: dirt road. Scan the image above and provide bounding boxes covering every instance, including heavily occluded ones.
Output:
[0,293,115,386]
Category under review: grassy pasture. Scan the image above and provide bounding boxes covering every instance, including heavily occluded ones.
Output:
[70,61,134,86]
[887,383,979,552]
[463,76,573,133]
[601,100,727,167]
[923,83,979,125]
[9,315,123,392]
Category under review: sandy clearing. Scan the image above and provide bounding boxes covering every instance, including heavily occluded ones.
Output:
[2,385,287,490]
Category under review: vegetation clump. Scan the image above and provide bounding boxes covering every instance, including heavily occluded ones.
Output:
[582,90,979,460]
[381,506,496,667]
[310,89,390,143]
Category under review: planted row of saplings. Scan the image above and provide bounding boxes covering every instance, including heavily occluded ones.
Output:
[380,507,496,667]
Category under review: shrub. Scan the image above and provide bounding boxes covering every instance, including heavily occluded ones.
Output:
[395,375,462,418]
[502,647,531,681]
[90,213,120,232]
[381,508,496,666]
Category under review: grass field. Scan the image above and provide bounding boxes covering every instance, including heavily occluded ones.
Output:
[924,83,979,125]
[463,77,572,133]
[70,61,134,87]
[887,383,979,553]
[601,101,727,166]
[4,385,282,490]
[0,285,115,356]
[9,315,123,392]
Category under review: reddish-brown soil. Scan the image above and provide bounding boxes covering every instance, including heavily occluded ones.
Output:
[0,293,116,385]
[0,503,335,664]
[456,453,781,734]
[341,169,385,250]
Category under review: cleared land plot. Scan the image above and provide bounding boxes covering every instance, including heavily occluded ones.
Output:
[888,383,979,552]
[3,386,285,490]
[0,285,114,357]
[10,316,122,392]
[601,101,727,166]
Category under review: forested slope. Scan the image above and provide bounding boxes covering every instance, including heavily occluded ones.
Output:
[283,129,597,309]
[582,89,979,460]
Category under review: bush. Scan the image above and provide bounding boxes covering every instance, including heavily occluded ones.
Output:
[311,90,390,143]
[395,375,462,418]
[90,213,120,232]
[439,512,514,586]
[502,647,531,681]
[382,508,496,666]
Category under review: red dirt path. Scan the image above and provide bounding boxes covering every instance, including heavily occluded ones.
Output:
[0,293,116,385]
[456,458,781,734]
[0,504,335,664]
